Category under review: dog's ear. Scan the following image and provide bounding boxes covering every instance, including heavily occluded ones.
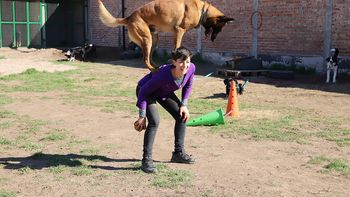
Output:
[218,16,234,23]
[224,79,228,85]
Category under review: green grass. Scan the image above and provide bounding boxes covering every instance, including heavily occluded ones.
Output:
[18,166,31,174]
[71,165,94,176]
[317,129,350,147]
[152,163,193,188]
[0,68,76,92]
[0,95,12,106]
[308,156,330,165]
[42,132,66,141]
[211,112,307,141]
[0,190,15,197]
[79,148,100,155]
[62,139,90,148]
[325,159,350,175]
[0,121,12,130]
[0,110,15,118]
[0,137,12,145]
[19,142,42,151]
[308,156,350,176]
[48,165,66,174]
[22,118,48,133]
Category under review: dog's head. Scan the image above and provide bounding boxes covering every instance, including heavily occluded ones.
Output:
[202,16,234,41]
[65,49,73,58]
[223,78,233,86]
[330,48,339,58]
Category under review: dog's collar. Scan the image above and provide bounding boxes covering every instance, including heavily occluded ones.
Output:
[195,0,209,29]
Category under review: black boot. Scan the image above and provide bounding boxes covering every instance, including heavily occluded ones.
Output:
[171,150,195,164]
[141,157,156,173]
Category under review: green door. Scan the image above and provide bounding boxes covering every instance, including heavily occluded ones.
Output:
[0,0,87,48]
[0,0,43,48]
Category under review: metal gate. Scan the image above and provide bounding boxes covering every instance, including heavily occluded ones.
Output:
[0,0,43,48]
[0,0,87,48]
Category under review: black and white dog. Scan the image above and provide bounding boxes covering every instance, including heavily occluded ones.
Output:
[223,78,249,96]
[326,48,339,83]
[65,43,96,62]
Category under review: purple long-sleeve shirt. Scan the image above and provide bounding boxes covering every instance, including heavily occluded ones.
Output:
[136,63,196,111]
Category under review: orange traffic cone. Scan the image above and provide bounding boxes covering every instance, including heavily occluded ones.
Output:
[225,80,239,118]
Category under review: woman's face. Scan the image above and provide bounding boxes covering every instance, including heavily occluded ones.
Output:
[173,56,191,75]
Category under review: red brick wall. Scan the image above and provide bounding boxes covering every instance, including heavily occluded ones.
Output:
[257,0,325,56]
[89,0,124,46]
[89,0,350,57]
[333,0,350,55]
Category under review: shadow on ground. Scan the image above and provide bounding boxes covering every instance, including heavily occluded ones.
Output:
[0,153,140,171]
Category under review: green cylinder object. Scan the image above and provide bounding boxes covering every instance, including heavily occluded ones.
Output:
[186,109,225,126]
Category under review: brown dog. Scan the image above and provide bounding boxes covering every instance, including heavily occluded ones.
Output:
[98,0,234,71]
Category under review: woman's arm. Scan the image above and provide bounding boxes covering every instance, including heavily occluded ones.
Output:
[137,74,162,115]
[181,64,196,105]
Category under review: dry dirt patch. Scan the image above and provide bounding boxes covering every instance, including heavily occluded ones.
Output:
[0,48,76,75]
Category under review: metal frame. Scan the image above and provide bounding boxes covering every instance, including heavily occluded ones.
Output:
[0,0,88,48]
[0,0,43,48]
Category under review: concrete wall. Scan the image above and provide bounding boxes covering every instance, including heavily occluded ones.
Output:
[89,0,350,71]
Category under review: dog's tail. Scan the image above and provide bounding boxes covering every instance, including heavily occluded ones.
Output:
[98,0,127,27]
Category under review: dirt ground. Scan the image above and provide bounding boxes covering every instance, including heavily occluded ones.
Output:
[0,48,349,196]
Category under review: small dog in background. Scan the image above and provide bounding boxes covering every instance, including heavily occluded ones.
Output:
[65,43,96,62]
[223,78,248,96]
[326,48,339,83]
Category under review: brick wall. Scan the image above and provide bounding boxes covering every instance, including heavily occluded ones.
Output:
[333,0,350,55]
[89,0,350,58]
[89,0,124,46]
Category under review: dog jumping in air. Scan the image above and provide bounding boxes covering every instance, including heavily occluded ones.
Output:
[98,0,234,71]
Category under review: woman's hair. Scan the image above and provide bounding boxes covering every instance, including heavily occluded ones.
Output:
[171,46,193,61]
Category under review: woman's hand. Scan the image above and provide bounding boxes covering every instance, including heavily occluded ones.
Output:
[179,106,190,122]
[134,117,146,132]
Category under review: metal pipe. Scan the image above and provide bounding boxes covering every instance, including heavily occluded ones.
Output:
[122,0,126,50]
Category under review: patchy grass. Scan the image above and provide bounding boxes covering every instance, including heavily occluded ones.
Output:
[71,165,94,176]
[62,139,90,149]
[48,165,66,174]
[0,95,12,106]
[79,148,100,155]
[18,166,32,174]
[317,129,350,147]
[210,108,309,142]
[129,162,193,188]
[0,61,347,148]
[0,189,15,197]
[42,132,67,142]
[0,121,12,130]
[0,110,16,118]
[0,137,12,145]
[308,156,350,176]
[152,163,193,188]
[19,142,42,151]
[22,118,48,134]
[0,68,76,92]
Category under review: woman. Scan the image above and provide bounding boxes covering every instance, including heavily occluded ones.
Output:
[134,46,195,173]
